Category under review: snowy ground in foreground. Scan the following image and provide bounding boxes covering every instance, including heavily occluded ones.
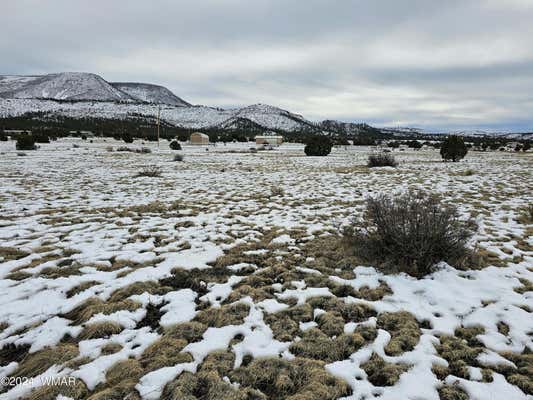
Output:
[0,139,531,400]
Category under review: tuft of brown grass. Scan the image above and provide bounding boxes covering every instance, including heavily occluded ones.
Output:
[135,165,162,178]
[108,281,168,302]
[361,353,409,386]
[140,336,192,372]
[229,357,352,400]
[289,328,365,362]
[265,303,314,342]
[164,321,207,343]
[0,343,30,366]
[198,350,236,377]
[78,321,123,340]
[163,370,253,400]
[62,297,141,324]
[66,281,100,298]
[194,302,250,328]
[39,264,81,279]
[85,359,144,400]
[315,312,345,337]
[307,297,376,324]
[0,247,29,261]
[514,278,533,294]
[438,384,469,400]
[100,342,123,355]
[377,311,421,356]
[12,344,78,379]
[23,377,88,400]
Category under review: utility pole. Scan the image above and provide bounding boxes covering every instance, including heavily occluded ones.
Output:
[156,105,161,149]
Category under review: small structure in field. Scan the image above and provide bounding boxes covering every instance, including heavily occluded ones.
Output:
[255,135,283,145]
[190,132,209,145]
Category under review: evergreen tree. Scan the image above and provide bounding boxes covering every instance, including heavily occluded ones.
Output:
[169,140,181,150]
[304,135,332,156]
[440,135,468,162]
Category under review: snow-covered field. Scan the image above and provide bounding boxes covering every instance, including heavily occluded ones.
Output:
[0,139,531,400]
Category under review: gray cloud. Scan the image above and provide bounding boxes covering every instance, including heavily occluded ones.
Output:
[1,0,532,131]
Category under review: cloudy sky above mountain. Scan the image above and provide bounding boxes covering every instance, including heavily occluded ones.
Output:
[2,0,533,131]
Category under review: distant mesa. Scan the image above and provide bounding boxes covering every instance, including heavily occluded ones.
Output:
[110,82,190,107]
[0,72,190,105]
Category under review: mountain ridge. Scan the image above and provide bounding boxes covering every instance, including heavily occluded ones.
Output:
[1,72,531,139]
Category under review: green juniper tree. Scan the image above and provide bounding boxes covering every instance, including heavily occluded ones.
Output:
[440,135,468,162]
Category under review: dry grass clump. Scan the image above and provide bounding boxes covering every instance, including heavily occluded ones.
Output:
[0,246,29,261]
[66,280,100,298]
[39,264,81,278]
[361,353,409,386]
[315,312,345,336]
[23,377,88,400]
[87,359,143,400]
[0,343,30,365]
[344,190,477,277]
[265,313,299,342]
[301,235,359,275]
[228,357,352,400]
[162,351,253,400]
[289,328,365,362]
[377,311,421,355]
[264,304,313,341]
[514,278,533,294]
[437,384,469,400]
[194,302,250,328]
[62,297,141,324]
[499,349,533,394]
[225,284,273,303]
[135,164,162,178]
[11,343,78,379]
[199,350,236,376]
[435,328,485,379]
[101,342,123,355]
[271,185,285,197]
[355,281,393,301]
[5,270,32,281]
[306,297,376,324]
[162,370,253,400]
[164,321,207,343]
[78,321,123,340]
[159,267,230,298]
[304,273,390,301]
[516,203,533,225]
[108,280,169,302]
[140,336,192,372]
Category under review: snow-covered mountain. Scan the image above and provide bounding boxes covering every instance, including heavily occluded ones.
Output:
[0,72,323,132]
[0,72,133,102]
[2,72,529,138]
[111,82,190,106]
[0,98,321,133]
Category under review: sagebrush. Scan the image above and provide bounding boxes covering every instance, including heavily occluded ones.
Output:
[344,190,477,277]
[367,153,398,167]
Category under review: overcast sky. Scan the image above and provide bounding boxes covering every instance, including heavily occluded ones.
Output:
[2,0,533,131]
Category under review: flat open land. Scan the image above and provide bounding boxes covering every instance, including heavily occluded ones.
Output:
[0,139,532,400]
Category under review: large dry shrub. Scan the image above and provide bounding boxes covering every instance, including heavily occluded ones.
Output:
[367,152,397,167]
[344,190,477,277]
